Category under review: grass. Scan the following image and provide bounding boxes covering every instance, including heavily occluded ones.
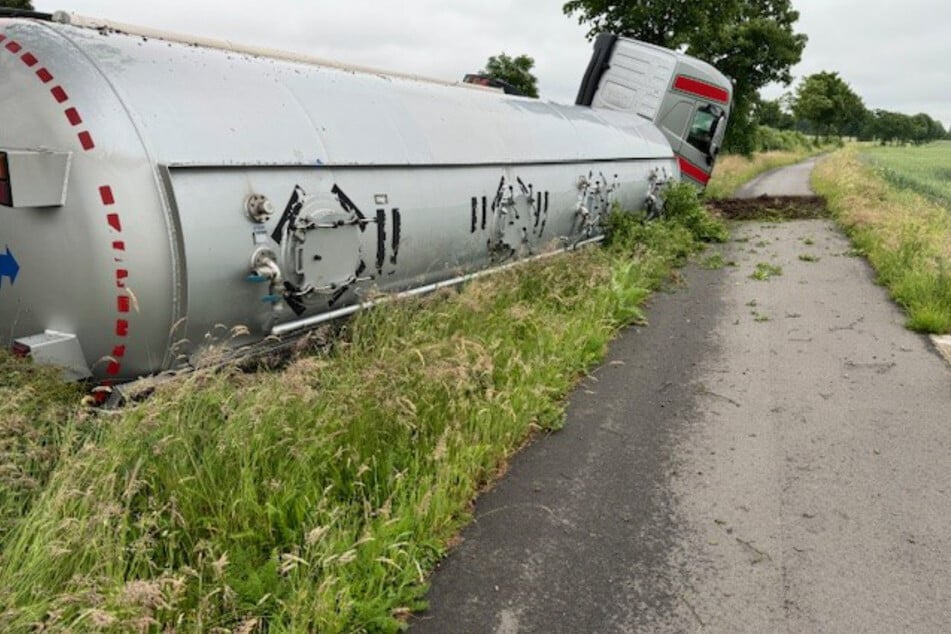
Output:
[798,254,821,263]
[0,185,725,632]
[751,263,783,281]
[814,146,951,333]
[700,252,734,270]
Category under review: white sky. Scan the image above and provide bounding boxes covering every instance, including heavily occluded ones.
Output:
[33,0,951,129]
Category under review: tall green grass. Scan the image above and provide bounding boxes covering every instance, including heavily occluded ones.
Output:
[814,148,951,333]
[0,185,723,632]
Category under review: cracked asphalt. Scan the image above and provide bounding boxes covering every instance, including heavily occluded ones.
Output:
[412,162,951,633]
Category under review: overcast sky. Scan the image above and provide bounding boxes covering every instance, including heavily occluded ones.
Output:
[34,0,951,128]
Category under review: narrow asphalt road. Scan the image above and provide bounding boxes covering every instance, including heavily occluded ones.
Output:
[412,162,951,632]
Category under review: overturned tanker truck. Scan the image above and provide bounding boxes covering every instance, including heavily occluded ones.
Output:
[0,10,732,382]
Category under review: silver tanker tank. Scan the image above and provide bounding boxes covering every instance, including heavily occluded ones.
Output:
[0,11,732,381]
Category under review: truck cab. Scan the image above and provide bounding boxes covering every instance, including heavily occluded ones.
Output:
[576,34,733,188]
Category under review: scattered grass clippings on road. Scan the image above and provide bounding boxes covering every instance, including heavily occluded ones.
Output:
[798,254,821,262]
[0,186,726,632]
[701,252,727,269]
[752,312,771,322]
[751,263,783,281]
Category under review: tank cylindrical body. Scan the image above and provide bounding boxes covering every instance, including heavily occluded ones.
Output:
[0,17,677,380]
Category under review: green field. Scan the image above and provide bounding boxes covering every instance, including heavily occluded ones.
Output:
[861,141,951,208]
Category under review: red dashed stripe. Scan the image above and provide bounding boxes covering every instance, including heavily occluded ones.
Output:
[50,85,68,103]
[4,30,132,381]
[65,107,82,126]
[78,131,95,150]
[107,213,122,232]
[99,185,115,205]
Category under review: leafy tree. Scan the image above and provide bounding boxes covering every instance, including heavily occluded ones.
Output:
[563,0,807,154]
[0,0,35,9]
[754,97,795,130]
[481,53,539,98]
[791,71,865,140]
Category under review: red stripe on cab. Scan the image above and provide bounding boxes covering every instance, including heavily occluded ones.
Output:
[677,156,711,185]
[673,75,730,105]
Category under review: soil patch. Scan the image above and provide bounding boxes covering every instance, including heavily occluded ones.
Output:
[707,195,827,221]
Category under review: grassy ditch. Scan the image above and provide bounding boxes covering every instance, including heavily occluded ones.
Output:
[813,148,951,333]
[0,185,724,632]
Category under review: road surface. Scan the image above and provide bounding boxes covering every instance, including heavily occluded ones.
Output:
[413,161,951,633]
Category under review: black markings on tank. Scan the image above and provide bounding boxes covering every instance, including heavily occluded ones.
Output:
[328,286,349,308]
[481,196,487,230]
[491,176,505,211]
[539,191,549,237]
[271,185,306,244]
[282,281,307,316]
[390,208,401,265]
[470,197,478,233]
[375,208,387,274]
[332,184,368,232]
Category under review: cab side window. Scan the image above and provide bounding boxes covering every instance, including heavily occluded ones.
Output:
[686,105,723,155]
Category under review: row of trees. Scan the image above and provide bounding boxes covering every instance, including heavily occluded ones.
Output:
[756,71,948,145]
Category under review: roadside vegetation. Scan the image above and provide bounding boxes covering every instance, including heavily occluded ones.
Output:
[0,186,725,632]
[705,132,826,199]
[814,145,951,333]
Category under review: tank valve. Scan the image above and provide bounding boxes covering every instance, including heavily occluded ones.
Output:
[249,248,283,287]
[246,194,274,223]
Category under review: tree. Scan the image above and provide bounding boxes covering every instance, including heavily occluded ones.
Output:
[563,0,807,154]
[754,97,795,130]
[791,71,865,140]
[0,1,35,9]
[481,53,539,98]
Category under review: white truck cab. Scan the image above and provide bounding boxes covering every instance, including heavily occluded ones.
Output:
[577,34,733,188]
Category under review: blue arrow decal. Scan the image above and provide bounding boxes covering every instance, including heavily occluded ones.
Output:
[0,246,20,287]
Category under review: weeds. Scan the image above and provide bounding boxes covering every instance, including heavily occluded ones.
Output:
[700,252,728,269]
[751,263,783,281]
[0,187,723,631]
[798,254,821,263]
